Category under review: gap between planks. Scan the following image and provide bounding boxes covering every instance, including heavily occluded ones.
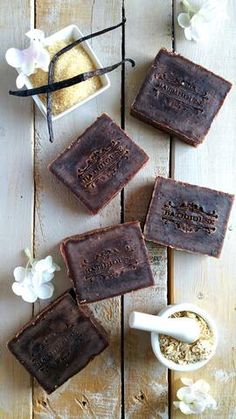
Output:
[121,1,126,418]
[32,0,36,415]
[167,2,176,418]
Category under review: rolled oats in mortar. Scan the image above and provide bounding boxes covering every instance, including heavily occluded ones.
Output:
[159,311,215,365]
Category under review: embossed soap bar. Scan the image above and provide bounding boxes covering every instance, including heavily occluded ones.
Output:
[60,221,154,304]
[8,290,109,394]
[131,49,232,146]
[49,113,148,214]
[144,177,234,257]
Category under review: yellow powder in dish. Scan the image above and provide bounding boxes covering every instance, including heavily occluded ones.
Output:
[30,40,102,115]
[159,311,215,365]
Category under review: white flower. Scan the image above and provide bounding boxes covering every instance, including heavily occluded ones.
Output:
[12,249,60,303]
[173,378,217,415]
[5,29,50,88]
[177,0,228,42]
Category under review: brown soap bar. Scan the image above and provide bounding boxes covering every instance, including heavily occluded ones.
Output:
[8,290,109,394]
[49,113,148,214]
[144,177,234,257]
[60,221,154,304]
[131,48,232,146]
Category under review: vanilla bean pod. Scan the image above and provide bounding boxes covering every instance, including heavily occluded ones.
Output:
[9,19,135,142]
[46,18,126,142]
[9,59,135,97]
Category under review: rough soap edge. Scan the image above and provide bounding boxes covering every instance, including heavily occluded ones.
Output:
[130,48,232,146]
[7,289,109,393]
[48,112,149,213]
[144,176,235,258]
[60,221,155,303]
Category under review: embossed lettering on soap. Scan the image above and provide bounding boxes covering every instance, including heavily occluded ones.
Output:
[161,201,218,234]
[31,326,82,372]
[81,242,138,282]
[153,71,209,115]
[77,139,129,189]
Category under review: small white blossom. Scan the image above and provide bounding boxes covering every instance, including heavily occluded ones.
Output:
[5,29,50,88]
[177,0,228,42]
[12,249,60,303]
[173,377,217,415]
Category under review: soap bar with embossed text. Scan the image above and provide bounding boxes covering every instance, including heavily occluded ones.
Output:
[8,290,109,394]
[144,177,234,257]
[49,113,148,214]
[60,221,154,304]
[131,49,232,146]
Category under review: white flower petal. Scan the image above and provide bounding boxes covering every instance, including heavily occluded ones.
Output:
[52,261,61,272]
[16,73,26,89]
[36,49,50,71]
[12,282,24,296]
[178,401,194,415]
[21,287,37,303]
[31,271,43,288]
[199,1,224,22]
[184,27,193,40]
[181,378,194,386]
[5,48,23,68]
[178,0,227,42]
[34,255,60,274]
[189,25,205,42]
[175,378,217,415]
[24,272,34,285]
[190,400,207,414]
[21,59,35,76]
[177,387,195,403]
[34,256,53,272]
[205,394,217,409]
[194,379,210,393]
[191,13,208,26]
[36,283,54,300]
[13,267,27,282]
[178,13,191,28]
[32,271,54,286]
[25,29,45,41]
[54,264,60,272]
[41,271,54,283]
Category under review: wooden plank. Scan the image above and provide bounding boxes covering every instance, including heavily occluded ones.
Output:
[0,0,33,418]
[33,1,123,417]
[170,1,236,417]
[123,1,172,417]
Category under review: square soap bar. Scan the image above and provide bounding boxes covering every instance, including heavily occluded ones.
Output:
[49,113,148,214]
[131,49,232,146]
[144,177,234,257]
[8,290,109,394]
[60,221,154,304]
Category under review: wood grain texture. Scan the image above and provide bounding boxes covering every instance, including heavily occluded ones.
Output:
[123,1,171,418]
[33,1,122,418]
[170,1,236,418]
[0,0,33,418]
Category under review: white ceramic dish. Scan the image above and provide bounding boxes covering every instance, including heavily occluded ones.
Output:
[18,24,111,121]
[151,303,218,372]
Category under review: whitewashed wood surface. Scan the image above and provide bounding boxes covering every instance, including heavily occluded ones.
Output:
[0,1,235,418]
